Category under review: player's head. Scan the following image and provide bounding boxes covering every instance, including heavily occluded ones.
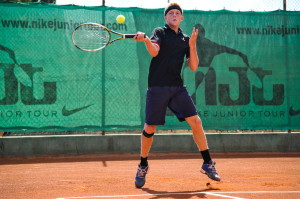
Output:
[164,2,183,16]
[164,3,183,26]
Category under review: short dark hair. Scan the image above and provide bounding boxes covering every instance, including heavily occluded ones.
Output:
[164,3,183,16]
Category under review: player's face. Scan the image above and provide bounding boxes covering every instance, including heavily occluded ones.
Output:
[164,9,183,28]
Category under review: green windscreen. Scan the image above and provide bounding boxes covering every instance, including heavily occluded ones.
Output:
[0,2,299,132]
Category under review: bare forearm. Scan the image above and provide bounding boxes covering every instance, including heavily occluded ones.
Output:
[188,27,199,71]
[133,32,159,57]
[188,47,199,71]
[145,37,159,57]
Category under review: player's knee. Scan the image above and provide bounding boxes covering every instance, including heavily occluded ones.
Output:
[143,124,156,138]
[142,130,154,138]
[195,117,202,126]
[144,124,156,133]
[188,115,202,128]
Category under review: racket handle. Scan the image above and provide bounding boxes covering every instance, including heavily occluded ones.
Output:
[124,34,146,38]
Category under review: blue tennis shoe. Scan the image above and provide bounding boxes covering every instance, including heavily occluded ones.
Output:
[135,164,149,188]
[201,160,221,181]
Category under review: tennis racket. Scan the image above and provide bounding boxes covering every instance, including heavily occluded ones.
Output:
[72,22,144,52]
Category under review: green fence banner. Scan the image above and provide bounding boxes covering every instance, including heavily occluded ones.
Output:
[0,2,299,132]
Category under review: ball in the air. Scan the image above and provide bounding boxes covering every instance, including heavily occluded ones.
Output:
[116,15,125,23]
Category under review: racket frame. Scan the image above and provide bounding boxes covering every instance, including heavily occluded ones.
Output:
[72,22,136,52]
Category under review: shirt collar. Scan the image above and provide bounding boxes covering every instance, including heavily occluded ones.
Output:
[164,24,183,34]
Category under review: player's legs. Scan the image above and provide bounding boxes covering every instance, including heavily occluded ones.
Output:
[185,115,220,181]
[168,87,220,181]
[135,124,156,188]
[168,87,209,151]
[142,87,170,161]
[141,123,156,158]
[136,87,169,188]
[185,115,208,151]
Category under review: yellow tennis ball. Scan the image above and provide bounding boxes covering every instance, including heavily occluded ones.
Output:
[116,15,125,23]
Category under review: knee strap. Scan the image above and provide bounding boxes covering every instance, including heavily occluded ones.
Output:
[143,130,154,138]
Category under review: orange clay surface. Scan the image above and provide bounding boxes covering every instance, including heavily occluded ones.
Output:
[0,152,300,199]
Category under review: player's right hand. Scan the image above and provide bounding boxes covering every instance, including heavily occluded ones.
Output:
[133,32,147,42]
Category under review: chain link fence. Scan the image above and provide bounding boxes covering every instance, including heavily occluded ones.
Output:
[6,0,300,11]
[286,0,300,10]
[1,1,299,136]
[103,0,300,11]
[179,0,300,11]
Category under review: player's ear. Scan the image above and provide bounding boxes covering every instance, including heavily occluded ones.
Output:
[180,15,184,22]
[164,15,167,22]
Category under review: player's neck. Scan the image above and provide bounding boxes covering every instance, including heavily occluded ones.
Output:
[168,24,179,33]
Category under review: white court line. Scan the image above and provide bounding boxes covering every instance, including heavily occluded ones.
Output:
[205,192,244,199]
[56,191,300,199]
[215,191,300,194]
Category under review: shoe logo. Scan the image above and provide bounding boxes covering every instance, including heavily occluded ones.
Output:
[289,106,300,116]
[62,104,93,116]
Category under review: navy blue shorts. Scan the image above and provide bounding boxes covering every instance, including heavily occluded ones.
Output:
[145,86,198,125]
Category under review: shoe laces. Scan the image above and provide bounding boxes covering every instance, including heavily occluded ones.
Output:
[137,166,147,178]
[208,161,217,173]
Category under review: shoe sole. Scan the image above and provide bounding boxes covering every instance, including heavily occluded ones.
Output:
[135,181,145,188]
[200,168,221,182]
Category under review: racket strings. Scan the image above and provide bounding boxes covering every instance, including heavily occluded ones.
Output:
[73,24,110,51]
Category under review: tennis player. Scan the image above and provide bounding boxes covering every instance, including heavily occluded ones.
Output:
[133,2,221,188]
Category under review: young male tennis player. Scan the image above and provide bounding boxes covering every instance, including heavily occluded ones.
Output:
[133,2,221,188]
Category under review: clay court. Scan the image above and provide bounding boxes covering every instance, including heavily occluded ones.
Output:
[1,152,299,199]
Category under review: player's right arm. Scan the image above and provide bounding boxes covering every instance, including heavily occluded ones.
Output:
[133,32,159,57]
[144,37,159,57]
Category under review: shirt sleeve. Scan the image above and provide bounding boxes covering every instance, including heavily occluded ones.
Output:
[186,37,190,60]
[150,28,163,48]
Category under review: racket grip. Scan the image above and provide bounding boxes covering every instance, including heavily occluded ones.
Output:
[124,34,146,38]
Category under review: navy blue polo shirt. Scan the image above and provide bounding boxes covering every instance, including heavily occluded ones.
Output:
[148,24,190,87]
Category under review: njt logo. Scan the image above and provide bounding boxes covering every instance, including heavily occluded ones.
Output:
[0,64,56,105]
[184,67,285,106]
[183,23,285,107]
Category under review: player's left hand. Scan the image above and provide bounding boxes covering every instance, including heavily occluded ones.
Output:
[189,27,198,49]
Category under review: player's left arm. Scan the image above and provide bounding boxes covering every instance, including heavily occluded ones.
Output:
[187,27,199,71]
